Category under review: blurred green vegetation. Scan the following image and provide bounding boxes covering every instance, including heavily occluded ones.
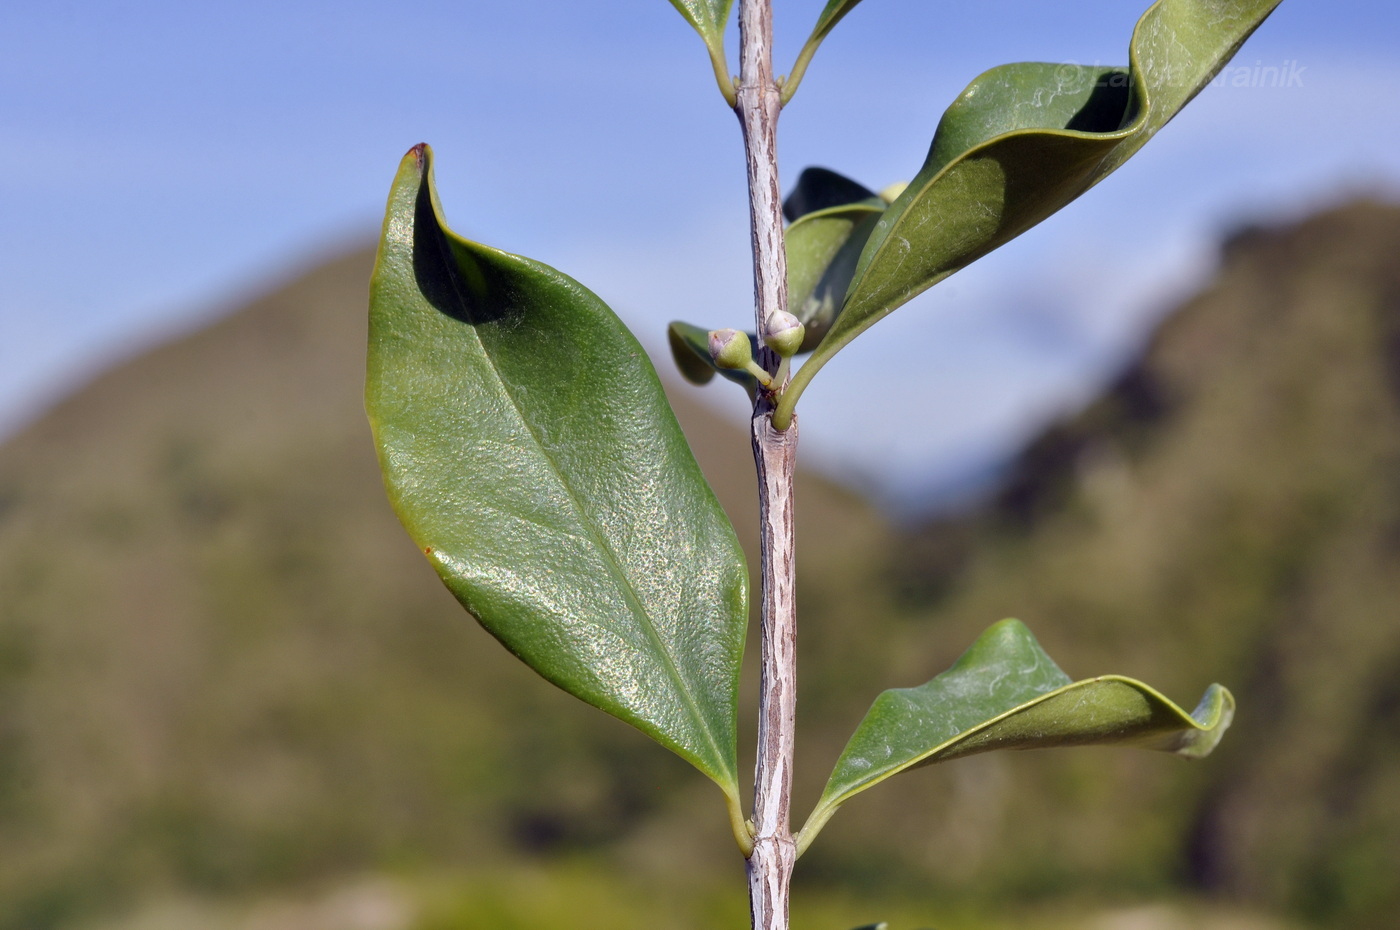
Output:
[73,861,1300,930]
[2,201,1399,929]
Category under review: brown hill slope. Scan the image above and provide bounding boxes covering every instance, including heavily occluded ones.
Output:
[867,200,1400,926]
[0,247,888,928]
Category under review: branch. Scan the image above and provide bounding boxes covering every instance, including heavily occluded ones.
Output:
[735,0,788,372]
[735,2,798,929]
[747,411,798,930]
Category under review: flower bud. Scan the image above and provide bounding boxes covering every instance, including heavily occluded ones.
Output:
[708,329,754,370]
[763,311,805,358]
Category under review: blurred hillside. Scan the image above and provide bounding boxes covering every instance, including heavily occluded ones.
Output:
[0,247,892,929]
[1,199,1398,929]
[873,200,1400,927]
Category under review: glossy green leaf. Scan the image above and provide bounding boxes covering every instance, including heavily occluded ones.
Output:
[776,0,1283,425]
[367,144,749,806]
[667,320,759,393]
[798,619,1234,850]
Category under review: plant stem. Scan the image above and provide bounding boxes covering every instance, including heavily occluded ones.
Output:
[735,1,797,929]
[735,0,787,365]
[748,412,798,930]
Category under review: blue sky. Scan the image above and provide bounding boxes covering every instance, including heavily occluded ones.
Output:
[2,1,1398,506]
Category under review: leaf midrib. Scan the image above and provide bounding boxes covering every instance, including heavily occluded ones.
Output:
[429,227,733,784]
[823,674,1213,809]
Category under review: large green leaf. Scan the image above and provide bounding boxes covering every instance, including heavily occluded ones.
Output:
[797,619,1233,851]
[775,0,1283,426]
[367,144,749,807]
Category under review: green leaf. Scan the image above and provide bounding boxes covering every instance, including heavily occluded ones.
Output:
[667,321,759,393]
[667,0,736,102]
[668,321,720,386]
[668,0,732,40]
[780,168,886,351]
[786,201,884,351]
[798,619,1234,851]
[367,144,749,808]
[775,0,1283,426]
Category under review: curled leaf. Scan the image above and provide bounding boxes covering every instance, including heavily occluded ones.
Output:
[776,0,1284,426]
[798,619,1234,852]
[368,144,749,814]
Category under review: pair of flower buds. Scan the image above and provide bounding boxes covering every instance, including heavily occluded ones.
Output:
[707,311,805,388]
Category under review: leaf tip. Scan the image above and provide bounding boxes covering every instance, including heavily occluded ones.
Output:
[1175,683,1235,760]
[985,616,1031,640]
